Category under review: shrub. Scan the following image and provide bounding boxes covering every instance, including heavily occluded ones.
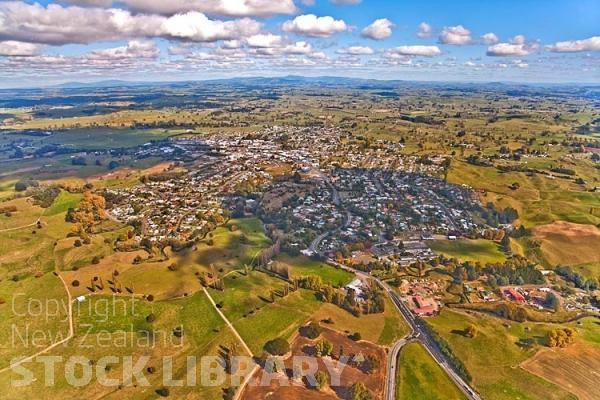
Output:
[304,322,322,339]
[155,387,169,397]
[264,338,290,356]
[349,332,362,341]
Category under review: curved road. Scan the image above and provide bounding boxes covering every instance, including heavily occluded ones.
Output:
[314,176,481,400]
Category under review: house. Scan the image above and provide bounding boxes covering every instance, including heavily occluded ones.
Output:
[505,288,525,303]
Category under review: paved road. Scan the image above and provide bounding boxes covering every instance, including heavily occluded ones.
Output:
[327,259,481,400]
[316,177,480,400]
[385,338,408,400]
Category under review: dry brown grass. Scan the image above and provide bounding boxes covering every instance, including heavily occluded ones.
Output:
[532,221,600,266]
[520,342,600,400]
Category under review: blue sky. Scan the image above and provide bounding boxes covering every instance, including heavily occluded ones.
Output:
[0,0,598,86]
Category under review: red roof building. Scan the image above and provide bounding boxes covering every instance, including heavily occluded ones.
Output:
[506,288,525,303]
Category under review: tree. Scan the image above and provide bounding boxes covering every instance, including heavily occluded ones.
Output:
[350,382,372,400]
[544,292,560,311]
[314,340,333,357]
[349,332,362,341]
[264,338,290,356]
[364,354,380,373]
[314,371,328,391]
[546,328,576,348]
[304,322,322,339]
[155,387,170,397]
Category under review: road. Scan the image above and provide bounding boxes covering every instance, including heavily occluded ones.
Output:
[385,338,409,400]
[313,176,480,400]
[203,287,259,400]
[329,259,481,400]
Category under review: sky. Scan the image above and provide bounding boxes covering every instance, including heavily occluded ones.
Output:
[0,0,598,87]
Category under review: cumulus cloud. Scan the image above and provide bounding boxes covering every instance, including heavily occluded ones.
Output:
[337,46,374,55]
[417,22,432,38]
[481,32,499,45]
[61,0,113,6]
[361,18,394,40]
[161,12,261,42]
[547,36,600,53]
[85,40,159,60]
[486,35,538,56]
[439,25,471,45]
[0,41,44,56]
[282,14,348,37]
[0,2,261,44]
[385,45,441,57]
[246,33,283,48]
[121,0,297,17]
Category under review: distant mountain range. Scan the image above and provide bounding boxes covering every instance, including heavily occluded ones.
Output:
[51,76,599,90]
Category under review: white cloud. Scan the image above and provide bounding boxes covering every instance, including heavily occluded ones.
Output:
[282,14,348,37]
[0,2,262,44]
[0,41,44,56]
[361,18,394,40]
[439,25,471,45]
[222,40,243,49]
[486,36,538,56]
[417,22,432,38]
[481,32,499,45]
[61,0,113,6]
[385,45,441,57]
[85,40,159,60]
[337,46,374,55]
[122,0,297,17]
[283,41,313,55]
[547,36,600,53]
[246,33,283,48]
[161,12,261,42]
[510,35,526,45]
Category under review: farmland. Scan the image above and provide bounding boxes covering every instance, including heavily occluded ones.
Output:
[0,79,598,400]
[429,239,508,264]
[426,309,579,400]
[395,341,466,400]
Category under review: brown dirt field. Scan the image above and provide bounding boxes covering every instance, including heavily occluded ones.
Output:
[532,221,600,238]
[520,342,600,400]
[243,327,386,400]
[90,161,172,180]
[531,221,600,265]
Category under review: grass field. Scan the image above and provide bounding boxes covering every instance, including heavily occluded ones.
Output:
[429,239,508,264]
[276,253,354,286]
[396,341,466,400]
[0,273,69,367]
[44,191,82,216]
[230,288,322,355]
[448,160,600,229]
[0,290,243,400]
[427,309,578,400]
[0,197,44,230]
[312,297,410,346]
[194,217,271,272]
